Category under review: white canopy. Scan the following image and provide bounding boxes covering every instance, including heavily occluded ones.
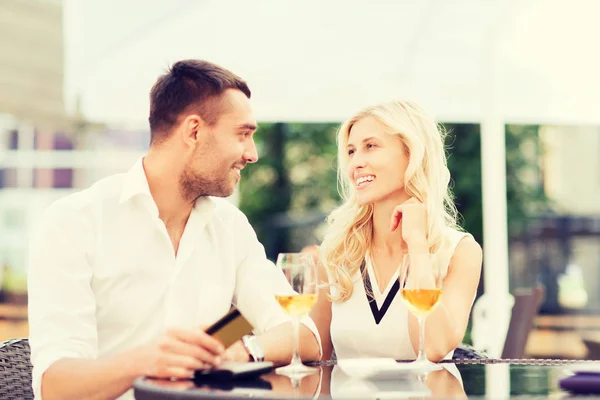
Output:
[63,0,600,125]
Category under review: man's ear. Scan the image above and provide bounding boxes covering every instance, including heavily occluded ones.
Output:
[180,114,204,148]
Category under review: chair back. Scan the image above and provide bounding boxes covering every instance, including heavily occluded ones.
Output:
[502,284,546,359]
[0,338,33,400]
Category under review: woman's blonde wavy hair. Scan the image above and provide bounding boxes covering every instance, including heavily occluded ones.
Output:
[320,100,460,302]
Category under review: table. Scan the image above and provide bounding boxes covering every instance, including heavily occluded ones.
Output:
[133,359,586,399]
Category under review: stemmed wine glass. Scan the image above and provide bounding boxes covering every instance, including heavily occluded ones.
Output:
[274,253,319,379]
[399,253,443,371]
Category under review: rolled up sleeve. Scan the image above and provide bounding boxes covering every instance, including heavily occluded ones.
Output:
[231,214,322,356]
[27,202,98,399]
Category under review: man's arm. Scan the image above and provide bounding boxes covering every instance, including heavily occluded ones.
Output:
[28,202,101,399]
[230,213,322,363]
[308,246,334,361]
[41,328,225,400]
[28,203,224,400]
[225,321,320,364]
[40,351,141,400]
[257,321,319,363]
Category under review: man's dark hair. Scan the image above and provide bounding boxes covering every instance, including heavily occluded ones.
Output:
[148,59,251,144]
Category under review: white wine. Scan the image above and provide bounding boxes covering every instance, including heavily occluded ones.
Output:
[275,294,318,317]
[401,288,442,316]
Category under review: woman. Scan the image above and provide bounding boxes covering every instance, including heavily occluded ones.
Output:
[310,100,482,361]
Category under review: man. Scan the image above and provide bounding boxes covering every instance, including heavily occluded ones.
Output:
[27,59,321,400]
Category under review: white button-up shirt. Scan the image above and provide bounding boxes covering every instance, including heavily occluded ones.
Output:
[27,159,320,399]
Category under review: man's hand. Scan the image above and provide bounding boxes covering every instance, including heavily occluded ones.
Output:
[134,327,226,379]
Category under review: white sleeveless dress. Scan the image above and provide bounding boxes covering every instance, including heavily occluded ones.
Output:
[330,228,471,360]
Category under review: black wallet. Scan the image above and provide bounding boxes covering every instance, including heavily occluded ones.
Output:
[194,361,274,382]
[194,377,273,392]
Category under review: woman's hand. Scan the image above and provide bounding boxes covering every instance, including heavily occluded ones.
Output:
[390,197,428,250]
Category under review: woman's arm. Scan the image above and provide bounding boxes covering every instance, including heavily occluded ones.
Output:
[406,236,483,361]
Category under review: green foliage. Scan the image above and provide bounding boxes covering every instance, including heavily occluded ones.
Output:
[240,122,548,262]
[1,266,27,294]
[444,123,549,246]
[504,124,550,233]
[284,123,340,213]
[444,124,484,243]
[239,122,339,258]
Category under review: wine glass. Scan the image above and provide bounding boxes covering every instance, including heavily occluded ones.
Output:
[399,253,443,371]
[274,253,319,379]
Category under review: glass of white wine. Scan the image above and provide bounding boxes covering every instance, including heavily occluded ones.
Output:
[274,253,319,378]
[399,253,443,371]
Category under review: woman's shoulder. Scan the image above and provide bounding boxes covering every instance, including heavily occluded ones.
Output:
[453,234,482,261]
[437,228,481,275]
[445,228,482,268]
[443,227,476,251]
[446,226,470,242]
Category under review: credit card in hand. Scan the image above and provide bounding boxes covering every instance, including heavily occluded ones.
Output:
[206,307,254,348]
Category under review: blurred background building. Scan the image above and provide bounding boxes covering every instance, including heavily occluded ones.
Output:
[1,0,69,298]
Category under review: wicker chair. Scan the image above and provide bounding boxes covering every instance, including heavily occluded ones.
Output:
[0,338,33,400]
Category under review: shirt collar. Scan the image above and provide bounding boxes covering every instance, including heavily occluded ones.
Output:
[119,157,153,204]
[119,157,217,220]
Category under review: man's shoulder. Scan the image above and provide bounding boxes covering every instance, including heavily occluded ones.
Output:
[46,173,126,216]
[210,197,249,223]
[209,197,251,226]
[210,197,245,216]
